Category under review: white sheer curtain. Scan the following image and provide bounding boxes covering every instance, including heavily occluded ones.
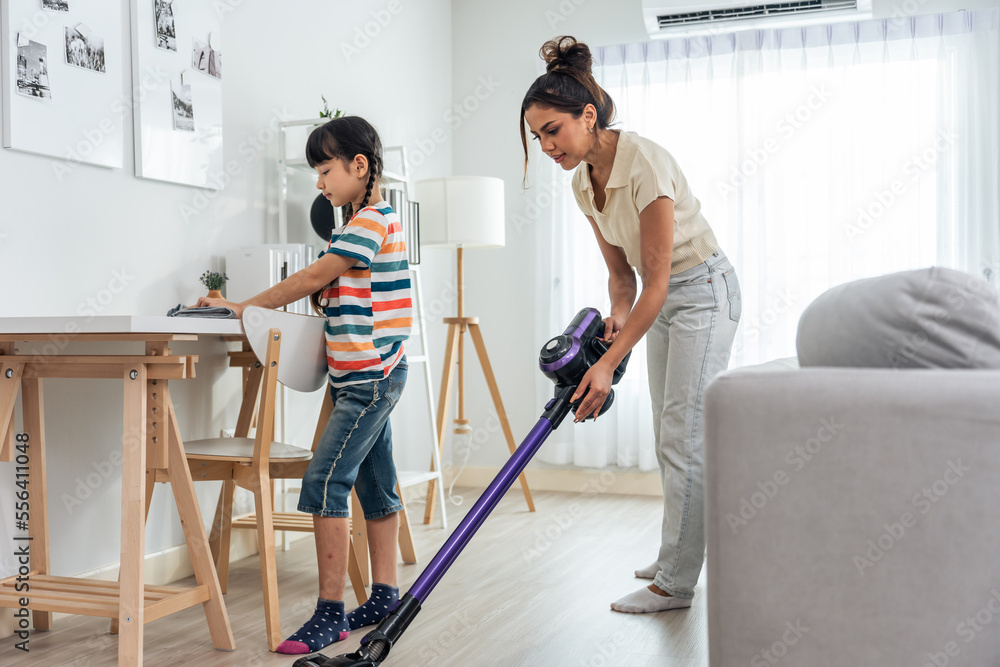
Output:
[533,10,999,472]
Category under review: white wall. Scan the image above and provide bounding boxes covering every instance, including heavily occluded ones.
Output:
[0,0,452,578]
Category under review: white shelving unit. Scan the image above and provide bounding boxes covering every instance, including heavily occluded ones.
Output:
[397,266,447,528]
[276,119,447,530]
[277,118,407,245]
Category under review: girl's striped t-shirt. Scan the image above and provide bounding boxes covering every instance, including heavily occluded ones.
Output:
[317,202,411,387]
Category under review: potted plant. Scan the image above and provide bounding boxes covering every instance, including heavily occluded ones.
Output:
[319,96,344,121]
[200,270,228,299]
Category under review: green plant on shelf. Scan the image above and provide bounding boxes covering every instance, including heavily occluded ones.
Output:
[319,95,344,120]
[200,271,228,291]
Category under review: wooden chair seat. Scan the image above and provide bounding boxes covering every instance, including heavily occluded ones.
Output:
[185,436,312,462]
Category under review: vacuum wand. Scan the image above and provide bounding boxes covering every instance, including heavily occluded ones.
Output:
[294,308,628,667]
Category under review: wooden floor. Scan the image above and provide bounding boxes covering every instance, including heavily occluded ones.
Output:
[0,488,708,666]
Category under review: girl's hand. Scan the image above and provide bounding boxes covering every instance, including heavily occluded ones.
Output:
[571,359,614,422]
[601,315,624,343]
[193,296,245,319]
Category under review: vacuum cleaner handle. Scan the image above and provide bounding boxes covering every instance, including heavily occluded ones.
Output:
[589,336,631,385]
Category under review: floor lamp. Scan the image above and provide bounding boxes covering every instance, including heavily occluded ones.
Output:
[414,176,535,522]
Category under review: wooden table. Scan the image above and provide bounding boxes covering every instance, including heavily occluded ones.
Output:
[0,316,242,666]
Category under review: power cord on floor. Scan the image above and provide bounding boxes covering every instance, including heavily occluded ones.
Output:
[402,430,475,509]
[444,430,475,507]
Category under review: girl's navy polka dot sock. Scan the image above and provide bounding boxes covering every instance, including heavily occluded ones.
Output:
[275,598,349,655]
[348,583,399,630]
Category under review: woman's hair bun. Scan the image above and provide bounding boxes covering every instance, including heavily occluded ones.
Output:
[540,36,593,76]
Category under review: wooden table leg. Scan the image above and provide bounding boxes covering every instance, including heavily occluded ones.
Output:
[165,397,235,651]
[119,364,148,666]
[111,472,154,635]
[0,357,24,463]
[21,378,52,631]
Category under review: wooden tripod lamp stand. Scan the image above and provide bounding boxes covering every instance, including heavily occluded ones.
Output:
[413,176,535,522]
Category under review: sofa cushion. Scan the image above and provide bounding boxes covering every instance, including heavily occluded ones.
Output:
[796,266,1000,368]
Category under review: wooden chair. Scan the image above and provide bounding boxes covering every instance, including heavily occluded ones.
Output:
[182,306,367,652]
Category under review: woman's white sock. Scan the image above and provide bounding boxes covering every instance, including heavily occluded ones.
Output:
[634,562,659,579]
[610,586,692,613]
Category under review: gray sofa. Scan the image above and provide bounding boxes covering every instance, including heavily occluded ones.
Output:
[703,268,1000,666]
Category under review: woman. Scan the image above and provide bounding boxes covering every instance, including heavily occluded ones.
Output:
[520,36,741,613]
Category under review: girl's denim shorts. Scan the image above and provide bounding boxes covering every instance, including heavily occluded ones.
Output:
[297,359,406,519]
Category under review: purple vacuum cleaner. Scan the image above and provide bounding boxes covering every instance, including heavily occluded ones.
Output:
[293,307,630,667]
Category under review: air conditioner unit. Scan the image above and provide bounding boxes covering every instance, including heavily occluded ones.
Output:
[643,0,873,39]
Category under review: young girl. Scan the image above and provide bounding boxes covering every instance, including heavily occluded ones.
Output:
[520,37,741,613]
[195,116,411,653]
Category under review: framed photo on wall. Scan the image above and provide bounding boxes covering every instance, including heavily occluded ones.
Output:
[129,0,223,189]
[1,0,123,169]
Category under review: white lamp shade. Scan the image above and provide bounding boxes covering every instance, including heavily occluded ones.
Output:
[414,176,505,249]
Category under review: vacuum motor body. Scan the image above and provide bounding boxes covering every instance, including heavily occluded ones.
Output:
[539,307,628,396]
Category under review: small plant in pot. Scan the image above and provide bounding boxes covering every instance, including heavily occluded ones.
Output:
[200,270,228,299]
[319,96,344,121]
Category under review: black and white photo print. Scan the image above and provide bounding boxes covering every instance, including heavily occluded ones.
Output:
[154,0,176,52]
[64,25,106,73]
[16,40,52,99]
[171,80,194,132]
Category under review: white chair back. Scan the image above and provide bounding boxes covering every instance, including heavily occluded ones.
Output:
[242,306,328,393]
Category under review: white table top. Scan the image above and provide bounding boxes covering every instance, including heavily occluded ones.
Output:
[0,315,245,336]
